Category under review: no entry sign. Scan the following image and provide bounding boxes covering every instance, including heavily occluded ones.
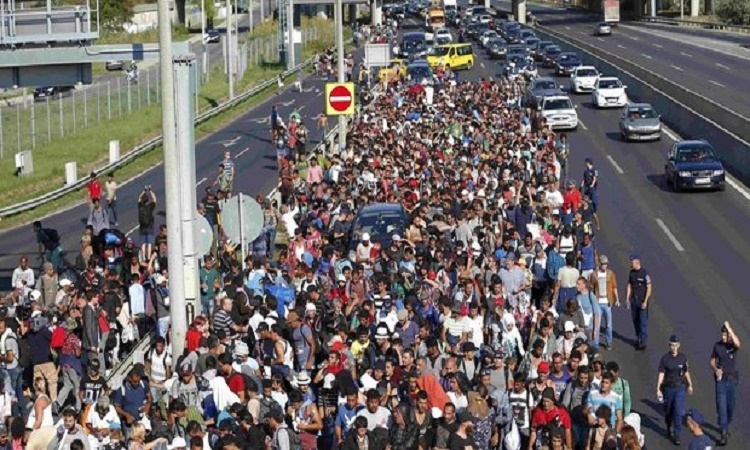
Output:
[325,82,356,116]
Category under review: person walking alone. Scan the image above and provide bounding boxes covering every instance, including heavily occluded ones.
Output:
[656,334,694,446]
[710,320,741,446]
[588,255,619,350]
[105,173,119,226]
[626,254,651,351]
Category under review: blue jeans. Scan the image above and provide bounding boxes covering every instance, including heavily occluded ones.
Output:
[266,227,277,260]
[599,304,613,346]
[157,316,170,339]
[557,286,578,312]
[631,305,649,346]
[663,386,686,437]
[716,377,738,431]
[5,366,26,416]
[572,423,589,448]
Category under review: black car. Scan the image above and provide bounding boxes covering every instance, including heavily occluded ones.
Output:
[533,40,554,61]
[555,52,581,76]
[664,140,726,192]
[33,86,73,100]
[524,77,564,108]
[542,45,562,68]
[349,203,409,254]
[487,38,508,59]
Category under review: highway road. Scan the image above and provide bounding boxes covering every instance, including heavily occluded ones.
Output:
[2,11,750,448]
[497,0,750,120]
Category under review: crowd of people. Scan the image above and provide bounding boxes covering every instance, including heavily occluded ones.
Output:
[0,20,740,450]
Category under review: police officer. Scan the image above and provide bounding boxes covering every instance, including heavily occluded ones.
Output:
[580,158,599,211]
[710,320,741,446]
[626,253,652,350]
[656,334,694,446]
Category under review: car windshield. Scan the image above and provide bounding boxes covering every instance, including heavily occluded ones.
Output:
[560,54,579,62]
[628,107,658,119]
[353,213,407,237]
[676,146,716,162]
[431,46,450,56]
[534,80,558,90]
[544,98,573,110]
[546,47,561,55]
[598,79,622,89]
[576,68,598,77]
[436,37,451,45]
[408,65,431,78]
[403,39,424,50]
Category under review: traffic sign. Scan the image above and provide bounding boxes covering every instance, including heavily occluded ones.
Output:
[194,213,214,257]
[325,82,356,116]
[222,194,264,258]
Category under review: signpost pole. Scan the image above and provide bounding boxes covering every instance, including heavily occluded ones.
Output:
[287,0,295,70]
[335,0,346,153]
[239,195,247,269]
[226,0,235,99]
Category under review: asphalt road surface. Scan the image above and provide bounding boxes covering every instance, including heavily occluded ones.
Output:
[2,12,750,449]
[496,0,750,120]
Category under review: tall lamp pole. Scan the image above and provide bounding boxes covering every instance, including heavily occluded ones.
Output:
[335,0,346,151]
[226,0,235,98]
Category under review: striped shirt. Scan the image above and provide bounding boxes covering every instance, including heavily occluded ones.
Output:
[213,309,234,336]
[587,389,622,427]
[223,158,235,178]
[444,316,470,338]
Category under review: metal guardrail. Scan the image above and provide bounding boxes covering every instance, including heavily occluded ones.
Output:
[636,16,750,34]
[0,58,314,220]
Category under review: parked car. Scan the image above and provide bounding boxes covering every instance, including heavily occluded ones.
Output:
[664,140,725,192]
[33,86,73,100]
[105,60,124,71]
[592,76,627,108]
[619,103,662,141]
[204,29,220,43]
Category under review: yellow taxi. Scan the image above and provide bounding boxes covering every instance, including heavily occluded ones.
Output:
[426,43,475,70]
[378,59,408,82]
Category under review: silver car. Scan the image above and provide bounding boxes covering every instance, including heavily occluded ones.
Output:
[619,103,662,141]
[594,22,612,36]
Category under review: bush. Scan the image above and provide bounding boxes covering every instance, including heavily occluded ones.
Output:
[716,0,750,24]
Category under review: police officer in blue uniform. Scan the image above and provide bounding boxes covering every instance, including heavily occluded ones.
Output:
[656,334,694,446]
[626,253,652,350]
[581,157,599,210]
[710,320,741,446]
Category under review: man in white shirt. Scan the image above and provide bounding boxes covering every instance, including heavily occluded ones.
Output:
[11,256,34,296]
[544,181,565,211]
[356,389,392,431]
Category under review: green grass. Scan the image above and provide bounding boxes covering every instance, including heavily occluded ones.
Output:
[0,18,340,230]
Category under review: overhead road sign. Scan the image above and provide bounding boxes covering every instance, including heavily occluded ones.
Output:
[325,82,356,116]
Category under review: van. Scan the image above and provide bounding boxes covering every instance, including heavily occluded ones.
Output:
[426,43,475,70]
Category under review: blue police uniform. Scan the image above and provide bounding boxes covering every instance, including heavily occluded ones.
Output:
[659,351,689,441]
[582,166,599,212]
[711,337,739,435]
[628,267,651,347]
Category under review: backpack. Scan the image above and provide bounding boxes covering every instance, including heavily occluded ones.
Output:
[6,335,30,368]
[276,428,302,450]
[43,228,60,246]
[258,395,278,422]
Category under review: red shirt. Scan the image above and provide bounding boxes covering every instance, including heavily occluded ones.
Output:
[227,372,245,396]
[530,405,572,431]
[562,188,583,213]
[186,329,202,352]
[87,179,102,201]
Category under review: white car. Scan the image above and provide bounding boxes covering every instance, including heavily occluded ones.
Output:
[480,30,498,47]
[569,66,599,93]
[477,14,493,24]
[594,22,612,36]
[592,77,628,108]
[435,28,452,42]
[541,95,579,130]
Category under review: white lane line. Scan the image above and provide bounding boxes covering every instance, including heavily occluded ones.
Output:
[662,126,681,142]
[234,147,250,159]
[565,26,571,30]
[656,218,686,252]
[653,43,663,48]
[671,65,684,72]
[716,62,730,70]
[480,62,485,69]
[606,155,624,174]
[627,35,639,41]
[709,80,725,87]
[579,31,588,36]
[617,44,626,49]
[125,224,139,237]
[196,177,207,187]
[579,119,588,130]
[597,37,605,42]
[641,53,653,59]
[680,51,693,57]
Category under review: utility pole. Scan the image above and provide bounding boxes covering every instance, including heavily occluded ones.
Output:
[287,0,295,70]
[158,0,187,366]
[226,0,235,99]
[201,0,208,77]
[334,0,346,152]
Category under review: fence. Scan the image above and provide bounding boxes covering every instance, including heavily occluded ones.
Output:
[0,27,323,160]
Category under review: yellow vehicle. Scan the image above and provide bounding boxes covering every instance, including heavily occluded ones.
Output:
[378,59,408,82]
[426,8,446,30]
[427,43,475,70]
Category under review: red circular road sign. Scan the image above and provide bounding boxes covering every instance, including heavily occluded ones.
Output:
[328,85,353,112]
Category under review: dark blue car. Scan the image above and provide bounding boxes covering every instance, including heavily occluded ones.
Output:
[664,140,726,192]
[349,203,409,254]
[555,52,582,76]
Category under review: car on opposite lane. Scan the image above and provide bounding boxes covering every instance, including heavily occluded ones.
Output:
[569,66,600,93]
[619,103,662,141]
[664,140,725,192]
[592,77,628,108]
[593,22,612,36]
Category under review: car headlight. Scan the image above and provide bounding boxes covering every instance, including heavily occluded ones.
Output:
[713,170,724,176]
[678,171,692,177]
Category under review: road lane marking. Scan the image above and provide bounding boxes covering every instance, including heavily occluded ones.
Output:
[234,147,250,159]
[680,51,693,57]
[579,119,588,130]
[565,26,571,30]
[480,62,485,69]
[662,126,681,142]
[653,43,663,48]
[196,177,207,187]
[626,35,639,41]
[656,218,685,252]
[617,44,626,49]
[670,65,684,72]
[716,62,730,70]
[579,31,588,36]
[125,224,139,237]
[709,80,725,87]
[641,53,653,59]
[606,155,624,174]
[597,37,605,42]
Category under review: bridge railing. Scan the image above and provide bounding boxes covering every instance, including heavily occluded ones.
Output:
[636,15,750,34]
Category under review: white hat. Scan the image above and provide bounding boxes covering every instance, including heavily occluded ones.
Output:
[168,437,187,449]
[29,290,41,301]
[392,234,401,242]
[362,232,371,241]
[234,341,250,356]
[154,274,167,285]
[375,326,390,340]
[564,321,575,333]
[59,279,72,288]
[461,189,469,196]
[305,303,317,312]
[31,310,42,318]
[296,371,311,385]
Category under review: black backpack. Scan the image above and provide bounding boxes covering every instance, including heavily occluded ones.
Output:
[43,228,60,245]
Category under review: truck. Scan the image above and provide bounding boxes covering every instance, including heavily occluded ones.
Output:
[602,0,620,24]
[426,8,446,31]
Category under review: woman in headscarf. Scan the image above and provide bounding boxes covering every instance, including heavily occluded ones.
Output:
[501,311,525,360]
[466,389,498,450]
[388,402,419,450]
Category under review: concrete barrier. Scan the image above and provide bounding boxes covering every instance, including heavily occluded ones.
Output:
[534,25,750,182]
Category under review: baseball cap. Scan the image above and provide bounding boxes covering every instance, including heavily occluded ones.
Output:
[599,254,609,264]
[537,362,550,373]
[686,408,705,426]
[629,253,640,261]
[564,321,575,333]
